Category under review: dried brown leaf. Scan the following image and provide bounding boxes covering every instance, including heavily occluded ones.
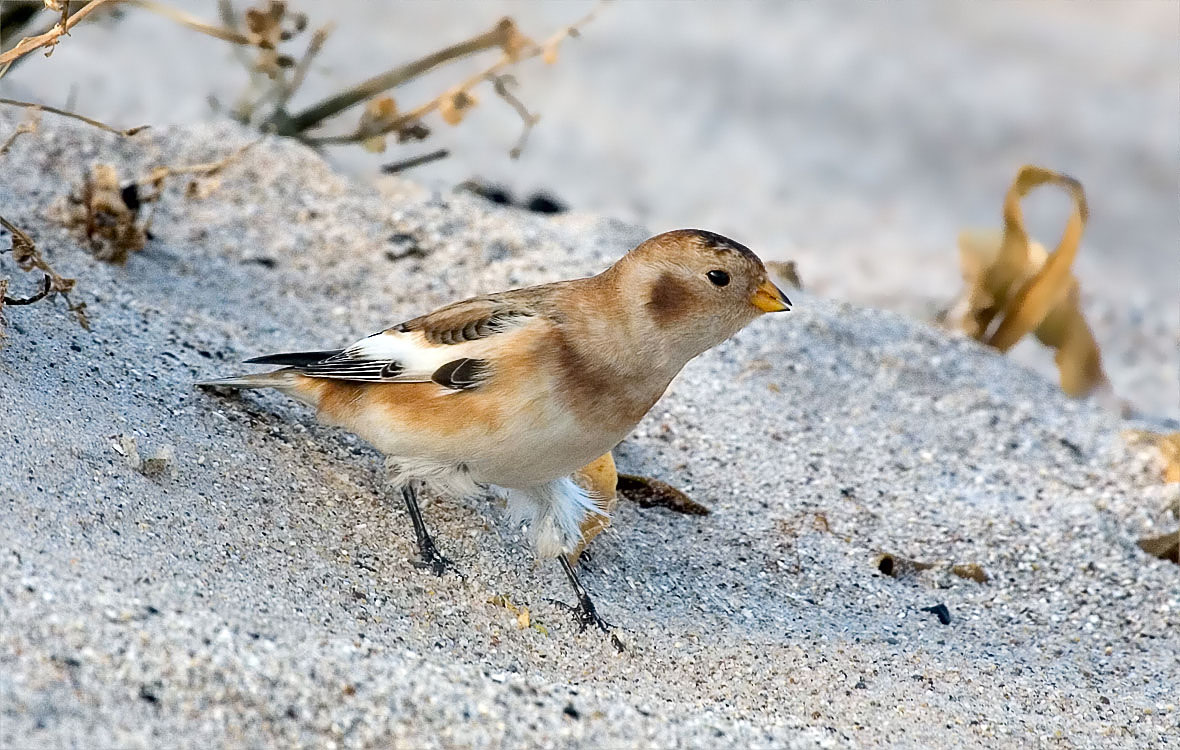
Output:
[617,473,710,516]
[1138,531,1179,565]
[948,165,1108,398]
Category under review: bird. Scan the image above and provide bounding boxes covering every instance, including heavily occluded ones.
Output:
[199,229,790,644]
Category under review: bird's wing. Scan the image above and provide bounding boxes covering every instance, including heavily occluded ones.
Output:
[247,286,552,388]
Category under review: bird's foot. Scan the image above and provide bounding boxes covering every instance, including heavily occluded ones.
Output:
[547,595,625,652]
[412,538,456,577]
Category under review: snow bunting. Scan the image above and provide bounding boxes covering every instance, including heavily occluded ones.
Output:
[200,229,790,639]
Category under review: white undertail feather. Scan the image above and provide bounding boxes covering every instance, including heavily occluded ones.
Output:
[505,477,603,558]
[384,456,483,499]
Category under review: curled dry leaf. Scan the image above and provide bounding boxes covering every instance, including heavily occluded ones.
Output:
[947,165,1108,398]
[486,594,546,634]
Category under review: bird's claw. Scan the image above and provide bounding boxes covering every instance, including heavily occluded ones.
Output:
[546,596,625,652]
[412,540,456,576]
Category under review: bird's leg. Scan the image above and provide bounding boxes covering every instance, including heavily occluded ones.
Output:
[401,483,454,576]
[555,556,624,652]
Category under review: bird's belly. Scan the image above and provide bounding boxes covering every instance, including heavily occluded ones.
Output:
[465,413,624,489]
[331,387,627,489]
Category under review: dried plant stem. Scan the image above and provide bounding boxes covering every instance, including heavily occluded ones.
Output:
[306,4,601,147]
[380,148,450,174]
[492,75,539,159]
[141,138,261,185]
[272,23,334,113]
[0,111,39,155]
[272,18,517,136]
[126,0,252,45]
[0,0,120,66]
[0,97,148,136]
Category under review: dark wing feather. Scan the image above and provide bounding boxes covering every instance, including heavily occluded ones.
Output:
[245,350,343,366]
[393,285,552,345]
[244,285,557,386]
[431,358,491,390]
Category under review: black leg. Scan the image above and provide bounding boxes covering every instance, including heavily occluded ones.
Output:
[401,483,454,576]
[556,556,624,652]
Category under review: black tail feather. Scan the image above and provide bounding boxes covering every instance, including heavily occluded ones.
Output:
[245,350,343,367]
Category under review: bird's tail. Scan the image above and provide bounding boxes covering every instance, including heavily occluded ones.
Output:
[196,369,301,390]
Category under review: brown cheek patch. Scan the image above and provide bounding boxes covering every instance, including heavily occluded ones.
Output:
[647,273,693,326]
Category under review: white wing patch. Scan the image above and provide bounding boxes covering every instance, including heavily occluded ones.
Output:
[304,330,460,383]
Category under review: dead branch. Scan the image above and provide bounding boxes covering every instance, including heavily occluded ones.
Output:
[0,0,120,66]
[303,4,601,149]
[126,0,253,45]
[270,17,518,136]
[0,97,148,136]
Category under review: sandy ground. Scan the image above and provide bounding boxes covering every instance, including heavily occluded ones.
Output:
[3,0,1177,418]
[1,117,1178,749]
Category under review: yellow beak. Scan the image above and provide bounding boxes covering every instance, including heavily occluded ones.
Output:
[751,279,791,313]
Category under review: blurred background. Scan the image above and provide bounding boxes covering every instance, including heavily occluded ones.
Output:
[4,0,1177,416]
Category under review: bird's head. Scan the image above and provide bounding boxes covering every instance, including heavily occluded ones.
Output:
[612,229,790,361]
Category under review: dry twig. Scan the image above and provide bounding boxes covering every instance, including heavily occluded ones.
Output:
[126,0,253,44]
[294,4,602,153]
[380,149,450,175]
[0,0,120,66]
[0,108,41,155]
[0,97,148,136]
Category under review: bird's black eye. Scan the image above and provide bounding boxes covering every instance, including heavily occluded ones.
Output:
[706,269,730,287]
